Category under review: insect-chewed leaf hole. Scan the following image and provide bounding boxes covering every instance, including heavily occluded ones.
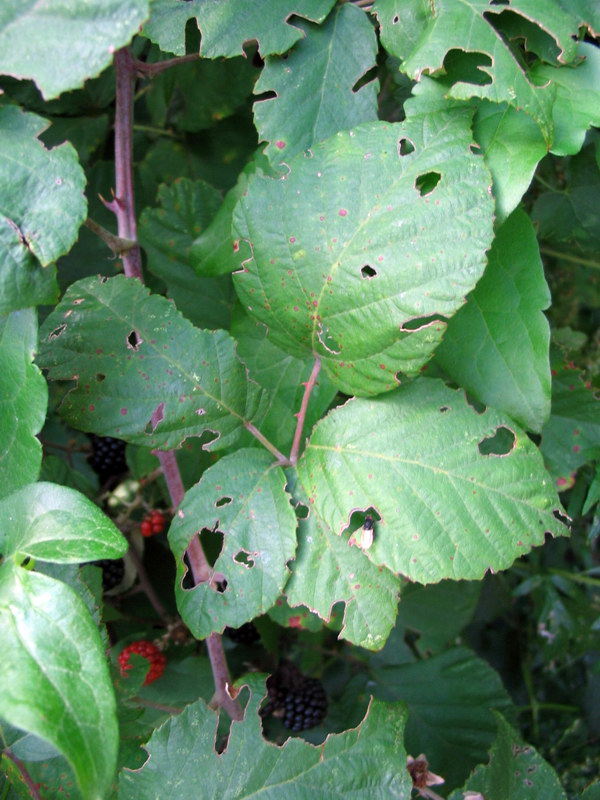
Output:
[398,137,415,156]
[553,509,570,526]
[361,265,377,279]
[127,329,143,351]
[215,496,232,507]
[295,503,309,520]
[96,373,106,382]
[48,323,67,340]
[443,48,493,86]
[352,65,378,94]
[392,14,399,23]
[465,392,486,414]
[439,405,450,413]
[234,551,255,568]
[470,143,482,155]
[478,426,516,456]
[415,171,441,196]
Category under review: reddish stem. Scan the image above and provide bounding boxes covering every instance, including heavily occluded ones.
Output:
[126,541,171,624]
[113,49,143,280]
[289,357,321,464]
[3,750,42,800]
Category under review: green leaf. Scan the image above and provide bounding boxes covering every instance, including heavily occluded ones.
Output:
[119,674,412,799]
[142,0,336,58]
[285,508,401,651]
[231,310,338,455]
[254,4,378,166]
[0,310,47,499]
[0,218,59,313]
[582,783,600,800]
[169,449,297,637]
[0,0,149,100]
[38,275,262,450]
[0,106,86,267]
[449,713,567,799]
[139,178,235,329]
[371,646,513,789]
[435,208,551,433]
[531,42,600,157]
[298,378,568,584]
[233,117,494,396]
[374,0,563,142]
[0,564,119,800]
[0,482,127,564]
[541,355,600,489]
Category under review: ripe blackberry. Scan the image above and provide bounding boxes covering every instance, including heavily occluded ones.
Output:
[90,558,125,591]
[224,622,260,645]
[88,435,128,483]
[282,677,328,731]
[119,640,167,685]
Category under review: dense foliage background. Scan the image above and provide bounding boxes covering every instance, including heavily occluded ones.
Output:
[0,1,599,798]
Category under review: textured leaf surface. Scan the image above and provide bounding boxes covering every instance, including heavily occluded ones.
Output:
[372,646,513,789]
[298,378,568,583]
[435,208,551,433]
[254,4,378,165]
[531,42,600,156]
[38,275,262,450]
[0,311,47,500]
[169,450,297,637]
[449,713,567,800]
[0,0,149,99]
[374,0,565,141]
[233,118,494,396]
[231,311,338,454]
[0,218,58,313]
[119,674,412,799]
[139,178,234,329]
[285,508,400,650]
[0,106,86,267]
[0,482,127,564]
[142,0,336,57]
[0,564,119,800]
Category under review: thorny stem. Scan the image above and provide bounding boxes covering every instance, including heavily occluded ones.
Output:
[112,49,143,280]
[84,218,135,258]
[3,750,41,800]
[289,357,321,465]
[540,246,600,271]
[205,634,244,721]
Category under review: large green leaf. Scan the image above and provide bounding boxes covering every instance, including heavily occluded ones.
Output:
[435,208,551,433]
[38,275,262,450]
[169,450,297,638]
[0,106,86,268]
[298,378,568,584]
[449,713,567,799]
[0,218,58,313]
[254,3,378,165]
[0,564,119,800]
[374,0,571,141]
[0,482,127,564]
[139,178,235,330]
[0,310,47,499]
[285,507,401,650]
[119,674,412,799]
[371,646,513,789]
[233,118,494,396]
[142,0,336,57]
[0,0,149,100]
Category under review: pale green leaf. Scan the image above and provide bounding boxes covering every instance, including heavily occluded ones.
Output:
[142,0,336,58]
[254,4,378,165]
[435,208,552,433]
[233,118,494,396]
[169,450,297,638]
[0,482,127,563]
[0,564,119,800]
[298,378,568,584]
[119,674,412,799]
[0,0,149,99]
[0,310,47,499]
[448,713,567,800]
[0,106,86,267]
[38,275,262,450]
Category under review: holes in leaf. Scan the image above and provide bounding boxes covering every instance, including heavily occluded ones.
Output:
[361,265,377,279]
[465,393,486,414]
[48,324,66,341]
[127,330,142,351]
[478,426,516,456]
[470,143,482,155]
[439,406,450,413]
[234,551,255,568]
[401,314,444,331]
[352,65,378,94]
[392,14,400,23]
[145,402,165,434]
[215,496,232,508]
[415,171,441,196]
[181,527,228,592]
[442,49,493,86]
[95,373,106,383]
[317,322,341,355]
[253,90,277,103]
[553,509,570,527]
[398,137,415,156]
[483,10,561,64]
[295,502,309,520]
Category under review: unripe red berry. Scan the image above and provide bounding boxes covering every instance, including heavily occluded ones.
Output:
[119,640,166,685]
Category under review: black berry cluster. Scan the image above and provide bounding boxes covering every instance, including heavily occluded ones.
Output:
[261,661,327,732]
[90,558,125,591]
[224,622,260,645]
[88,435,128,483]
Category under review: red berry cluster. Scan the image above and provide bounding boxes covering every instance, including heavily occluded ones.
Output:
[140,509,166,537]
[119,640,166,685]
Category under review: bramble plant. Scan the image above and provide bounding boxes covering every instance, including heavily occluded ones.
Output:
[0,1,599,798]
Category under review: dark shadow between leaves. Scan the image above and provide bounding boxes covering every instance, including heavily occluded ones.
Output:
[478,426,516,456]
